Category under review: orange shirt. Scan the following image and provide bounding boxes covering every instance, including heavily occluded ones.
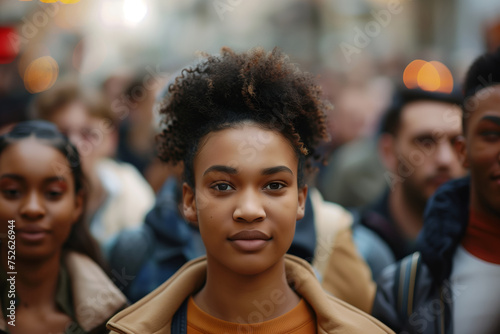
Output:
[187,296,316,334]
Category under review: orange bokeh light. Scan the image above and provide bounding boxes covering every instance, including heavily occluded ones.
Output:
[403,60,453,93]
[24,56,59,94]
[403,59,427,89]
[417,62,441,92]
[429,61,453,93]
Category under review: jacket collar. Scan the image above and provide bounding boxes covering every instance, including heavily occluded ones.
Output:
[417,176,470,284]
[108,255,393,334]
[107,255,335,333]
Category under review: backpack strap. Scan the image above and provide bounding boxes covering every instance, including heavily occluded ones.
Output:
[393,252,422,322]
[171,298,189,334]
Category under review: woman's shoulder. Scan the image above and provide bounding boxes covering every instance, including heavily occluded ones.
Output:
[63,252,128,332]
[284,254,394,333]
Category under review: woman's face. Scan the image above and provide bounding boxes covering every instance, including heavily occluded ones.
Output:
[0,138,83,261]
[183,123,307,276]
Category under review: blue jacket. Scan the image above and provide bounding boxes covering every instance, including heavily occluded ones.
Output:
[108,177,317,302]
[372,177,470,334]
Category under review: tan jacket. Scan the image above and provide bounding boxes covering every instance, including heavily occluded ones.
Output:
[0,252,128,333]
[310,188,376,313]
[107,255,394,334]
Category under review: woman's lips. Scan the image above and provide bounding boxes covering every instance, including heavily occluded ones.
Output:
[17,227,49,243]
[228,230,271,252]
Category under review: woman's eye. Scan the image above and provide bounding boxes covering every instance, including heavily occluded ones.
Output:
[265,183,284,190]
[212,183,233,191]
[480,131,500,141]
[46,190,63,200]
[2,189,20,199]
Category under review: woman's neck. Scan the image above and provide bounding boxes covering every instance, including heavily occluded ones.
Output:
[3,252,62,309]
[194,257,300,323]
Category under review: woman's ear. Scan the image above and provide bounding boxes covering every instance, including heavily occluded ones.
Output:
[296,185,308,220]
[182,183,198,225]
[454,135,470,169]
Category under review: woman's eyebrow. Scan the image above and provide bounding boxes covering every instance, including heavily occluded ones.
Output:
[261,166,293,176]
[203,165,238,176]
[0,174,22,181]
[44,176,67,184]
[481,115,500,126]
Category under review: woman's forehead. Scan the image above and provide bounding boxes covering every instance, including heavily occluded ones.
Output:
[193,125,298,173]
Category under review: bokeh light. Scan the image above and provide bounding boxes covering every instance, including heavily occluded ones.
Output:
[403,59,427,89]
[101,0,148,27]
[17,46,51,78]
[403,60,453,93]
[428,61,453,93]
[0,27,19,64]
[23,56,59,94]
[417,62,441,92]
[123,0,147,26]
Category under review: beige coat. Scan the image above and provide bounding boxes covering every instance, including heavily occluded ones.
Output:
[107,255,394,334]
[310,188,376,313]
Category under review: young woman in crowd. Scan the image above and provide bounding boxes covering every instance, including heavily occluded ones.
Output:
[107,47,393,333]
[0,120,127,334]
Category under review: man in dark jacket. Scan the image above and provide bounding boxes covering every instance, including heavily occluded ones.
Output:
[372,48,500,334]
[353,87,466,280]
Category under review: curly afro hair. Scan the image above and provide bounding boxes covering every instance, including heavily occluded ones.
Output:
[157,47,330,187]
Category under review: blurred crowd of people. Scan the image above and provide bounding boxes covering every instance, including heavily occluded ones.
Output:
[1,6,500,330]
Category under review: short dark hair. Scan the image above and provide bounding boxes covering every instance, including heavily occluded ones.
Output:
[380,87,463,136]
[462,47,500,132]
[156,47,330,188]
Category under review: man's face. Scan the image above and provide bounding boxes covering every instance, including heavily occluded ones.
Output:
[391,101,466,206]
[49,102,114,173]
[462,86,500,217]
[49,102,96,173]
